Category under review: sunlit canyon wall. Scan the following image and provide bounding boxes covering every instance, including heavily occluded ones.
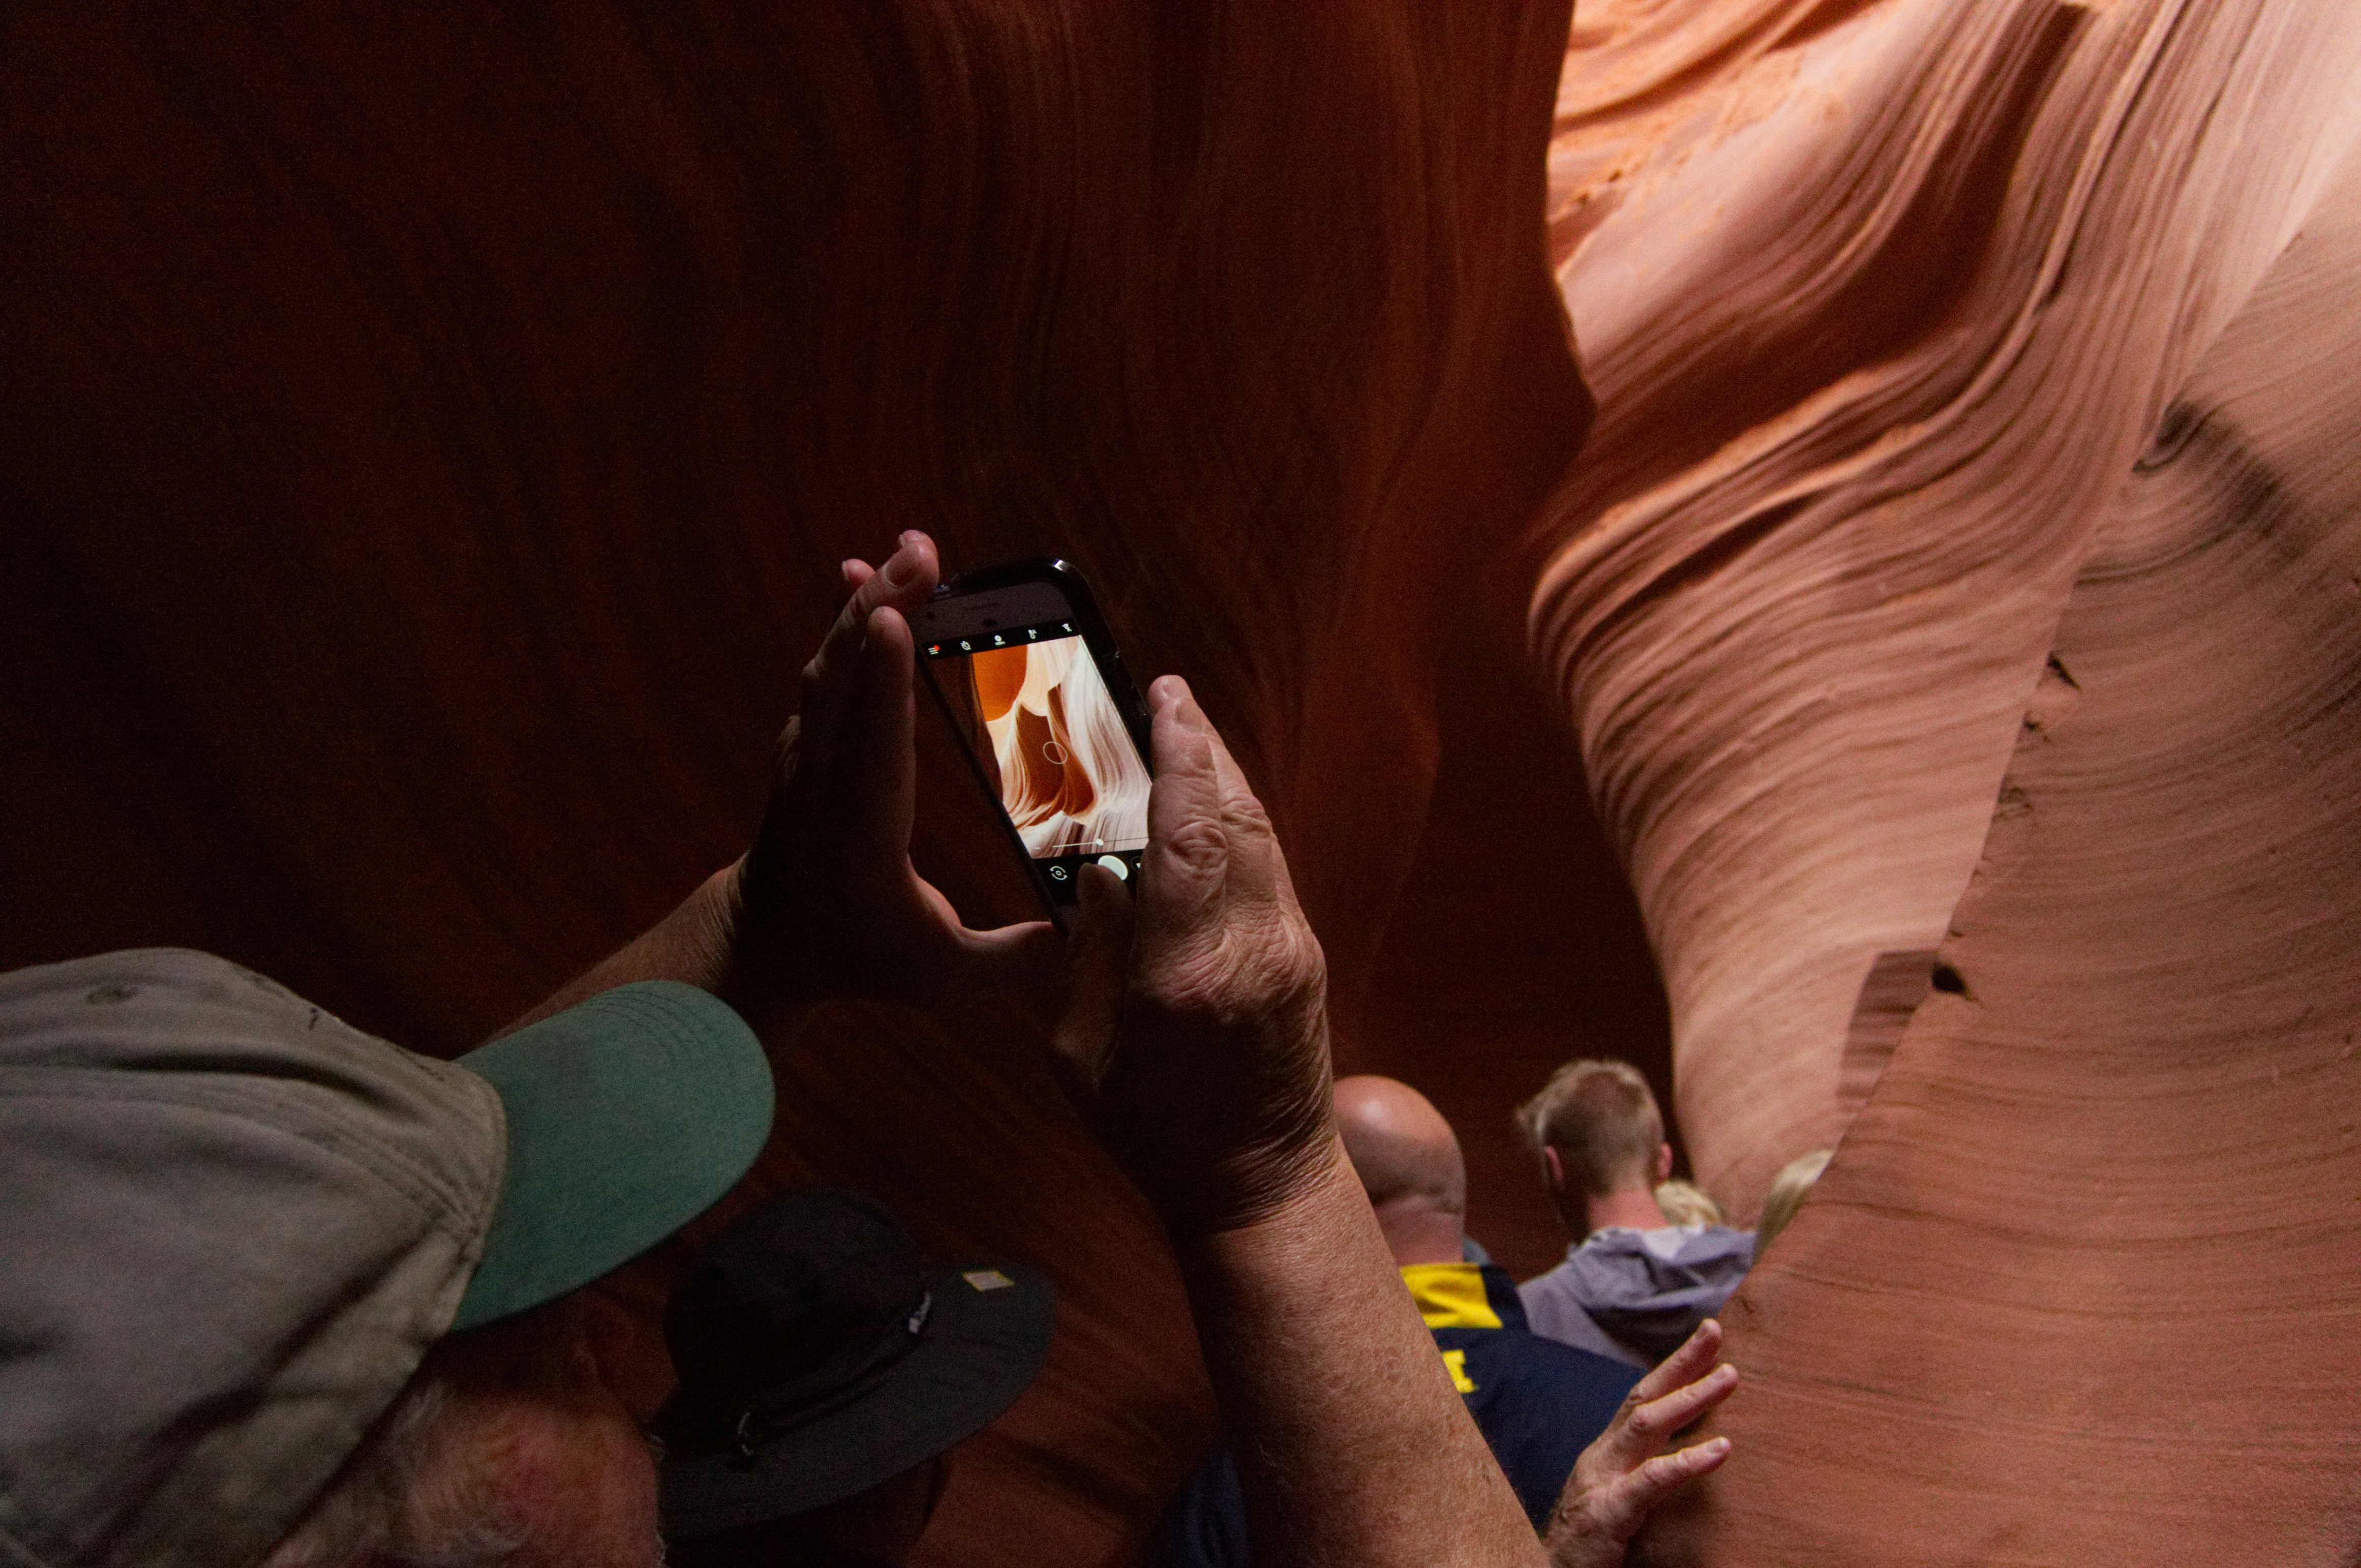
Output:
[1535,0,2361,1560]
[6,0,2361,1563]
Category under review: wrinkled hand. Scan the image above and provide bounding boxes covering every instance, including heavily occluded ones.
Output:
[1547,1320,1738,1568]
[1052,676,1336,1239]
[718,530,1060,1016]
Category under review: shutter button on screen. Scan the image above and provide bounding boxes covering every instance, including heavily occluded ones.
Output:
[1096,855,1129,881]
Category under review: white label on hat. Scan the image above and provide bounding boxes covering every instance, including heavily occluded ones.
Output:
[962,1269,1014,1292]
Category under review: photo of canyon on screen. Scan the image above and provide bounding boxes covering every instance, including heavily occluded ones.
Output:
[925,620,1151,888]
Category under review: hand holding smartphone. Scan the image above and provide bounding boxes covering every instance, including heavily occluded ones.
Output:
[916,560,1154,924]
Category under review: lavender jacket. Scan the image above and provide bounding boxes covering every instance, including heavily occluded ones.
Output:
[1518,1225,1755,1368]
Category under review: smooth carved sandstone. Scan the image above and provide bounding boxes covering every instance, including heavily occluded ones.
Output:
[1538,0,2361,1219]
[1686,127,2361,1568]
[7,0,2361,1562]
[1534,0,2361,1560]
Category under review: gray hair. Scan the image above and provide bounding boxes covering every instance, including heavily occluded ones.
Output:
[259,1361,526,1568]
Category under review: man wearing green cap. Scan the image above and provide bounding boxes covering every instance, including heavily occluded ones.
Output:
[0,532,1063,1568]
[1,532,1731,1568]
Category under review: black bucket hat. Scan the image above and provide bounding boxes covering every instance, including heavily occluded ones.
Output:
[656,1188,1055,1540]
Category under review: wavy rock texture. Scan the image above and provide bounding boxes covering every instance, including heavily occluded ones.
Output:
[0,5,1584,1563]
[1533,0,2361,1560]
[13,0,2361,1560]
[1539,0,2361,1218]
[1683,125,2361,1568]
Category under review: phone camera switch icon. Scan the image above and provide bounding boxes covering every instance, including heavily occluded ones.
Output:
[1096,855,1129,881]
[1048,865,1070,882]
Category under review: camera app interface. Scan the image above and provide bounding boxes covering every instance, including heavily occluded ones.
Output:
[925,620,1150,893]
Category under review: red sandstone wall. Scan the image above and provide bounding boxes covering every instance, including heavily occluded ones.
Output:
[1532,0,2361,1560]
[11,1,2361,1562]
[0,5,1593,1562]
[1660,132,2361,1567]
[1541,0,2361,1219]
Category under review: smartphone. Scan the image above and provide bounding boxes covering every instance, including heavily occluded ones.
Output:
[915,559,1154,922]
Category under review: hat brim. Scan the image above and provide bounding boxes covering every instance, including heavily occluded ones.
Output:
[449,981,773,1331]
[659,1258,1054,1536]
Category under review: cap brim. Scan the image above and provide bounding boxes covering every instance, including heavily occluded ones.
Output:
[449,981,773,1331]
[659,1259,1054,1536]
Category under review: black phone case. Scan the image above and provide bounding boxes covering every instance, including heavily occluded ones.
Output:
[919,558,1154,926]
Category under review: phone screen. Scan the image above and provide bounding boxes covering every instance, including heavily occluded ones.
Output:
[922,615,1151,894]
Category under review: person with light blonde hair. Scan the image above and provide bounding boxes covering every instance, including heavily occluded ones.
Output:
[1653,1180,1724,1228]
[1754,1149,1834,1254]
[1515,1060,1755,1368]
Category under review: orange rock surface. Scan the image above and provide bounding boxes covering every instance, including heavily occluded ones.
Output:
[7,0,2360,1562]
[1534,0,2361,1560]
[1541,0,2361,1222]
[1667,128,2361,1568]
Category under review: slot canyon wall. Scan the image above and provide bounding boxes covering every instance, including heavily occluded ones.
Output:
[5,2,2360,1566]
[0,5,1602,1563]
[1536,0,2361,1560]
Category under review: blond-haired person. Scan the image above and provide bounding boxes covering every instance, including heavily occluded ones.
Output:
[1515,1061,1754,1368]
[1652,1180,1723,1228]
[1754,1149,1833,1254]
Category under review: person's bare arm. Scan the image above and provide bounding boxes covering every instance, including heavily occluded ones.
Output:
[495,530,1058,1038]
[1180,1144,1543,1567]
[493,865,744,1038]
[1056,679,1543,1568]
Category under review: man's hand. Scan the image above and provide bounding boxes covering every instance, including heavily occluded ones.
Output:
[1547,1320,1738,1568]
[495,530,1052,1039]
[718,531,1061,1019]
[1052,678,1548,1568]
[1052,675,1335,1239]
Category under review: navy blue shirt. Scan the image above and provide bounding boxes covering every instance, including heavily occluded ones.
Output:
[1145,1263,1642,1566]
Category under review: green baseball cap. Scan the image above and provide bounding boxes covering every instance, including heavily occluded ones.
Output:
[0,949,773,1568]
[451,980,776,1329]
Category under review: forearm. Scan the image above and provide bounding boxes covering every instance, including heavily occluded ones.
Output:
[490,864,803,1040]
[1174,1139,1547,1568]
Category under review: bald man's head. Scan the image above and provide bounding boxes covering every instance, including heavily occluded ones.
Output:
[1333,1076,1466,1266]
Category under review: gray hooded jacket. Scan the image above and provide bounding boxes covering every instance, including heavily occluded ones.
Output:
[1518,1225,1755,1368]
